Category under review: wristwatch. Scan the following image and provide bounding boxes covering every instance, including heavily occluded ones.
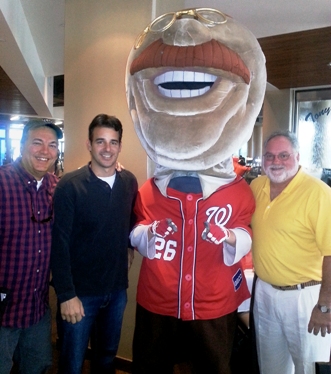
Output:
[317,304,331,313]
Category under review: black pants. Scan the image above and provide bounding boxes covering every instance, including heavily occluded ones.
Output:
[132,304,237,374]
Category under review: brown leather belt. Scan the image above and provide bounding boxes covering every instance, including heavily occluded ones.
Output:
[271,280,321,291]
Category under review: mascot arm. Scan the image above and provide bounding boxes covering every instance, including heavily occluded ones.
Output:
[223,228,252,266]
[130,224,156,259]
[130,219,177,259]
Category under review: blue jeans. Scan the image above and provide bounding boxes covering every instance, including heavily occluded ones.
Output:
[0,309,52,374]
[57,289,127,374]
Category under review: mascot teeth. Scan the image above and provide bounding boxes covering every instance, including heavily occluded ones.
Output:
[154,71,217,98]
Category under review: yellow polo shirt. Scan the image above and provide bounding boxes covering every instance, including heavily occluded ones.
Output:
[250,167,331,286]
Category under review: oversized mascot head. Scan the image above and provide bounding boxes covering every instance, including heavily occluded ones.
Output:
[126,8,266,172]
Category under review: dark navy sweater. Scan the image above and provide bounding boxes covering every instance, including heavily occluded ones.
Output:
[51,164,138,303]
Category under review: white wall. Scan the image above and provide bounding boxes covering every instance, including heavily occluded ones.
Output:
[63,0,152,186]
[262,89,292,139]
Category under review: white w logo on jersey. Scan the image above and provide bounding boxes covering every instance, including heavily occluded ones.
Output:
[205,204,232,226]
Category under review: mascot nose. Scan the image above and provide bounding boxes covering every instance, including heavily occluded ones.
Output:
[163,19,212,47]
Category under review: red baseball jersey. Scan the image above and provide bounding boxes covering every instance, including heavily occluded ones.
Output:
[134,176,255,320]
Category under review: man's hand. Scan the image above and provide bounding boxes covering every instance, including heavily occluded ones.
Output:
[201,222,230,245]
[115,162,125,172]
[60,297,85,324]
[308,305,331,337]
[150,219,177,238]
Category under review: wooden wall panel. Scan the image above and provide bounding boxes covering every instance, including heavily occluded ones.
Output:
[0,28,330,118]
[258,27,331,89]
[0,66,36,116]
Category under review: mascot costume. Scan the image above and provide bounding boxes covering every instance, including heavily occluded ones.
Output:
[126,8,266,373]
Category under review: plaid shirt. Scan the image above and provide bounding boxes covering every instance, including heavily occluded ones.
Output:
[0,158,58,328]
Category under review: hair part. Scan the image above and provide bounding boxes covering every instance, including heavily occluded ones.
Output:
[88,114,123,143]
[263,130,299,152]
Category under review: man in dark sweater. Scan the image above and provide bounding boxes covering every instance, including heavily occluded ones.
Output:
[51,114,138,374]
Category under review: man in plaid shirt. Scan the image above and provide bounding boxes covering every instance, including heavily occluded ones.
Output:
[0,120,62,374]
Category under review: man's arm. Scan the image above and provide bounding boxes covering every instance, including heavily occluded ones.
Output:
[130,219,177,259]
[51,182,86,324]
[50,182,77,303]
[308,255,331,336]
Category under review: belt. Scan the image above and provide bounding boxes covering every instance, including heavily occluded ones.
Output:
[271,280,321,291]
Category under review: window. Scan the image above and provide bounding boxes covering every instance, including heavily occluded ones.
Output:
[0,128,5,166]
[294,87,331,185]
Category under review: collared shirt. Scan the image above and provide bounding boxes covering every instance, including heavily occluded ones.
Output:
[0,158,58,328]
[251,167,331,286]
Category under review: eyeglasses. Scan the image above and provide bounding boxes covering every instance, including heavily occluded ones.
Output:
[30,191,53,224]
[134,8,227,49]
[263,152,293,162]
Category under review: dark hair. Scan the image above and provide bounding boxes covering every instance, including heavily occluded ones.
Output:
[88,114,123,143]
[264,130,299,152]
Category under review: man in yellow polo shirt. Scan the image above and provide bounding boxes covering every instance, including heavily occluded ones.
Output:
[250,130,331,374]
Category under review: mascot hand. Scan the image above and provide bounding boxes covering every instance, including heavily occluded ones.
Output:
[201,222,230,245]
[150,219,177,238]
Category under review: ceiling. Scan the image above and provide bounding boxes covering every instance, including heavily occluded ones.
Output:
[0,0,330,124]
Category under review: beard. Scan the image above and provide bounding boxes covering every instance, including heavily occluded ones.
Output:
[264,163,299,184]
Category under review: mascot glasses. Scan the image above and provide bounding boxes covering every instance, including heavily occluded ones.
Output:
[134,8,227,49]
